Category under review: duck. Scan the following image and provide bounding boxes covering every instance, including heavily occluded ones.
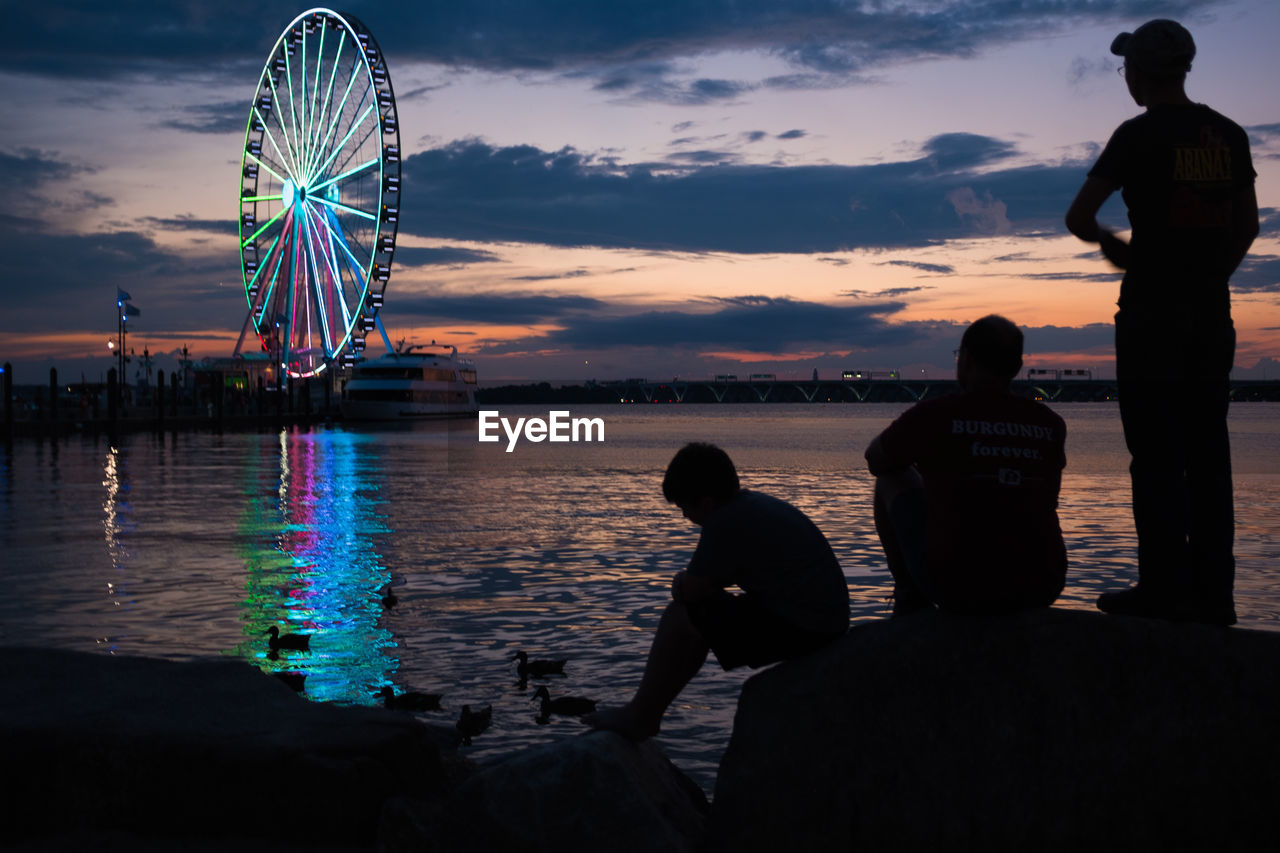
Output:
[378,582,398,608]
[456,704,492,745]
[512,650,566,681]
[531,685,597,718]
[265,626,311,652]
[378,686,441,712]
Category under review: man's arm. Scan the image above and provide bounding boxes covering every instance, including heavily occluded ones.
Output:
[1065,176,1129,270]
[865,434,907,477]
[1226,184,1260,277]
[671,570,720,604]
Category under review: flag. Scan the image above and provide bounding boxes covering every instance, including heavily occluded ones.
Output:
[125,303,141,317]
[117,288,132,302]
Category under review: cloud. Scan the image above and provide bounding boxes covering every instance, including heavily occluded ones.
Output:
[156,100,247,134]
[0,223,242,334]
[877,260,956,275]
[387,290,607,324]
[3,0,1223,102]
[1231,255,1280,293]
[481,295,912,354]
[945,187,1012,235]
[777,129,807,140]
[843,286,935,299]
[392,246,502,267]
[399,133,1091,254]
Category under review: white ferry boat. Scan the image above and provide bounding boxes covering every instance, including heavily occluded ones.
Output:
[340,343,478,420]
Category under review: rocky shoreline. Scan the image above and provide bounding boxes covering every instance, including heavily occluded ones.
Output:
[5,607,1279,851]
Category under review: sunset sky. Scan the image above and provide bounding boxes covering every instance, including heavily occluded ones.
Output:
[2,0,1277,385]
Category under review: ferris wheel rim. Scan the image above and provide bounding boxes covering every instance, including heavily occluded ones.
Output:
[237,7,400,379]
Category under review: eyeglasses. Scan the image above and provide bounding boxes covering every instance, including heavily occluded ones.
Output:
[1116,64,1126,77]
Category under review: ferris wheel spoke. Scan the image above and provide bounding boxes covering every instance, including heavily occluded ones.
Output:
[260,114,302,186]
[311,101,376,186]
[309,29,347,183]
[307,53,363,183]
[309,202,355,337]
[308,158,378,195]
[304,25,327,173]
[245,150,290,187]
[241,206,288,249]
[245,232,282,294]
[256,227,291,325]
[263,67,303,179]
[282,49,306,180]
[321,204,371,307]
[310,193,379,222]
[298,203,337,356]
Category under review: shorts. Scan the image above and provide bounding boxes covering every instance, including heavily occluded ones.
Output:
[687,590,842,671]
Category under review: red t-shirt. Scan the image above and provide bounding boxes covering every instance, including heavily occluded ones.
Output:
[877,391,1067,612]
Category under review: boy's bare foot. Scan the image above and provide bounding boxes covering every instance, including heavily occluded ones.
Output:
[584,703,661,742]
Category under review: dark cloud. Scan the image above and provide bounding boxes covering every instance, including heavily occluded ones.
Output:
[1023,270,1122,282]
[392,246,501,266]
[777,129,807,140]
[2,0,1221,104]
[156,101,247,134]
[0,222,242,334]
[843,286,935,299]
[141,216,238,236]
[1231,255,1280,293]
[399,133,1095,254]
[1257,207,1280,238]
[877,260,955,274]
[387,290,607,324]
[482,295,910,353]
[509,269,592,282]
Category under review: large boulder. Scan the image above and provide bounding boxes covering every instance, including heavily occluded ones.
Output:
[0,647,457,848]
[708,608,1280,851]
[383,730,708,853]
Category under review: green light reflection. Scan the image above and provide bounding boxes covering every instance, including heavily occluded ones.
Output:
[235,428,397,703]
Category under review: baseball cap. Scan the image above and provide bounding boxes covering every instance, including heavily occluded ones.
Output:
[1111,19,1195,73]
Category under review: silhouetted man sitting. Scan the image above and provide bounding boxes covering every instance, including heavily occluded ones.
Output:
[866,315,1067,616]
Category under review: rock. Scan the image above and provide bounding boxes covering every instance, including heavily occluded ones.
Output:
[708,608,1280,851]
[0,647,456,848]
[385,730,708,853]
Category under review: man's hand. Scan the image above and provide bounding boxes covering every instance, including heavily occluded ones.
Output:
[671,571,717,604]
[1098,229,1131,270]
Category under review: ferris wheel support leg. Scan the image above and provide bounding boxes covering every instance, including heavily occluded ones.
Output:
[374,313,395,355]
[233,310,257,358]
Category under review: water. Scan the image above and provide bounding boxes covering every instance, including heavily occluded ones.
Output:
[3,402,1279,794]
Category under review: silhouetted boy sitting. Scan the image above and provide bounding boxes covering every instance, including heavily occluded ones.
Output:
[588,442,849,740]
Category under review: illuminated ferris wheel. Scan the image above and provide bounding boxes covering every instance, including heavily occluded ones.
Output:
[237,8,400,379]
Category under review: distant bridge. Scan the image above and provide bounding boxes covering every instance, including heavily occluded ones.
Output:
[599,377,1280,404]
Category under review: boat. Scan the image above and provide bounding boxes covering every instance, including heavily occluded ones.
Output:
[340,342,478,420]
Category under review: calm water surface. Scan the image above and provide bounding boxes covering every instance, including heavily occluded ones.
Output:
[3,402,1279,793]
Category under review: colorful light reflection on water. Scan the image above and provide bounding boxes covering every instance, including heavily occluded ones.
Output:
[234,429,398,703]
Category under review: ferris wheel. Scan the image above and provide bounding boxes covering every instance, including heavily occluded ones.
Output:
[238,8,400,379]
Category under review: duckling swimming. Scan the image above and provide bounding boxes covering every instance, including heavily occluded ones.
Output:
[265,626,311,652]
[378,686,441,712]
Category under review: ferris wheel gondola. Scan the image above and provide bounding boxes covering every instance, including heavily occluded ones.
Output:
[238,8,400,379]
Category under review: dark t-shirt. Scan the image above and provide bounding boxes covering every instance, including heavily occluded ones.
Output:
[1088,102,1256,320]
[686,489,849,635]
[877,391,1067,611]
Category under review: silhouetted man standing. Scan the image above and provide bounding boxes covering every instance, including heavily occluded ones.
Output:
[1066,19,1259,624]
